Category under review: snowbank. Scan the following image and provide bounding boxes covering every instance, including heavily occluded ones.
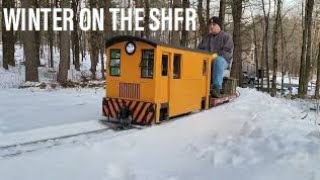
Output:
[0,89,319,180]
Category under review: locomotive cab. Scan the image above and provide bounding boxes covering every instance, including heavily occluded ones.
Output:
[102,36,236,126]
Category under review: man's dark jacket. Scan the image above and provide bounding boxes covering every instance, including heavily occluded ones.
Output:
[198,31,234,64]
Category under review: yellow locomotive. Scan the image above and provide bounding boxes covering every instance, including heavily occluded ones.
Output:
[102,36,237,126]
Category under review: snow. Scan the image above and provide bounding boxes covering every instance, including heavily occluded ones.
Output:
[0,88,320,180]
[0,120,107,148]
[1,44,320,179]
[0,66,25,88]
[0,44,25,88]
[0,88,104,134]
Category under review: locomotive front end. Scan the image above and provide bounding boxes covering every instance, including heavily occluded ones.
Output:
[103,36,158,126]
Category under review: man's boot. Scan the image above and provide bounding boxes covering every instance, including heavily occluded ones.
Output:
[211,88,221,98]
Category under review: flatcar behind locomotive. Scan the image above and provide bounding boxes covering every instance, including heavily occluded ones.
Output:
[102,36,237,126]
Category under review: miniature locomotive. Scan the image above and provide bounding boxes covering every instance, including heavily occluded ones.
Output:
[102,36,237,126]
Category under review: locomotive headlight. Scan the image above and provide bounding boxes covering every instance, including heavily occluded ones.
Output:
[125,42,136,55]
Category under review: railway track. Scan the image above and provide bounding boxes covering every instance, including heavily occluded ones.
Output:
[0,122,142,158]
[0,94,240,159]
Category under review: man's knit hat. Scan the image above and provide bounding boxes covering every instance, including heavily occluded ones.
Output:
[209,16,222,29]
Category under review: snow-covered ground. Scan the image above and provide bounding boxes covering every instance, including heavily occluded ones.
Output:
[1,45,320,179]
[0,88,104,133]
[0,88,319,180]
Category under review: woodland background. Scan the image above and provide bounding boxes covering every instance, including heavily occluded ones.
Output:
[0,0,318,98]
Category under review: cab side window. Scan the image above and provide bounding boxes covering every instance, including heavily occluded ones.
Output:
[173,54,181,79]
[110,49,121,76]
[141,49,154,78]
[203,60,207,76]
[162,54,169,76]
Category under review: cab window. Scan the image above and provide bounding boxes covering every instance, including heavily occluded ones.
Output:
[162,54,169,76]
[141,49,154,78]
[173,54,181,79]
[110,49,121,76]
[203,60,207,76]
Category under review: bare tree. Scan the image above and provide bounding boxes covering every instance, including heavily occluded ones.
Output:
[299,0,315,97]
[249,2,259,80]
[72,0,80,70]
[34,0,41,67]
[181,0,190,46]
[262,0,271,92]
[271,0,282,97]
[206,0,210,24]
[47,0,55,68]
[280,17,287,94]
[198,0,206,37]
[171,0,181,46]
[89,0,100,80]
[57,1,71,84]
[231,0,243,85]
[2,0,15,69]
[101,0,113,79]
[21,0,38,82]
[143,0,151,39]
[303,0,315,95]
[219,0,226,30]
[315,43,320,97]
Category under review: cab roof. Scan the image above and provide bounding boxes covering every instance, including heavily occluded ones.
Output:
[105,36,212,55]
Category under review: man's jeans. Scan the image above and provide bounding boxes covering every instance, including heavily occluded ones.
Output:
[212,56,228,90]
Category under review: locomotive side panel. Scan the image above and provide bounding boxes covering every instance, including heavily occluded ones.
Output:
[157,46,212,117]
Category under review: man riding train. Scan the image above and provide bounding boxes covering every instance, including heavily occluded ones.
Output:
[198,16,234,98]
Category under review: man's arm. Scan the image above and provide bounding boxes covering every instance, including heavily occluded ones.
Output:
[197,38,206,50]
[218,33,234,62]
[197,34,211,51]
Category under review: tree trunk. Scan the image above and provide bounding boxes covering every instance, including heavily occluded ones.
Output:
[22,0,38,81]
[303,0,315,95]
[135,0,142,37]
[72,0,80,71]
[231,0,242,86]
[105,0,112,38]
[260,18,265,89]
[101,0,113,79]
[280,16,287,95]
[57,1,71,84]
[262,0,271,92]
[315,43,320,98]
[171,0,181,46]
[230,0,243,85]
[271,0,282,97]
[89,0,100,80]
[299,0,306,96]
[197,0,206,37]
[299,0,315,97]
[181,0,189,47]
[48,0,55,68]
[206,0,210,26]
[249,3,259,80]
[143,0,151,39]
[219,0,226,30]
[2,0,15,69]
[34,0,41,67]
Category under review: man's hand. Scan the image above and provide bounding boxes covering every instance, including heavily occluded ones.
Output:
[212,53,218,60]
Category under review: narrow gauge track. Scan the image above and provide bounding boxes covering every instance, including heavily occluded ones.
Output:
[0,93,240,159]
[0,122,142,158]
